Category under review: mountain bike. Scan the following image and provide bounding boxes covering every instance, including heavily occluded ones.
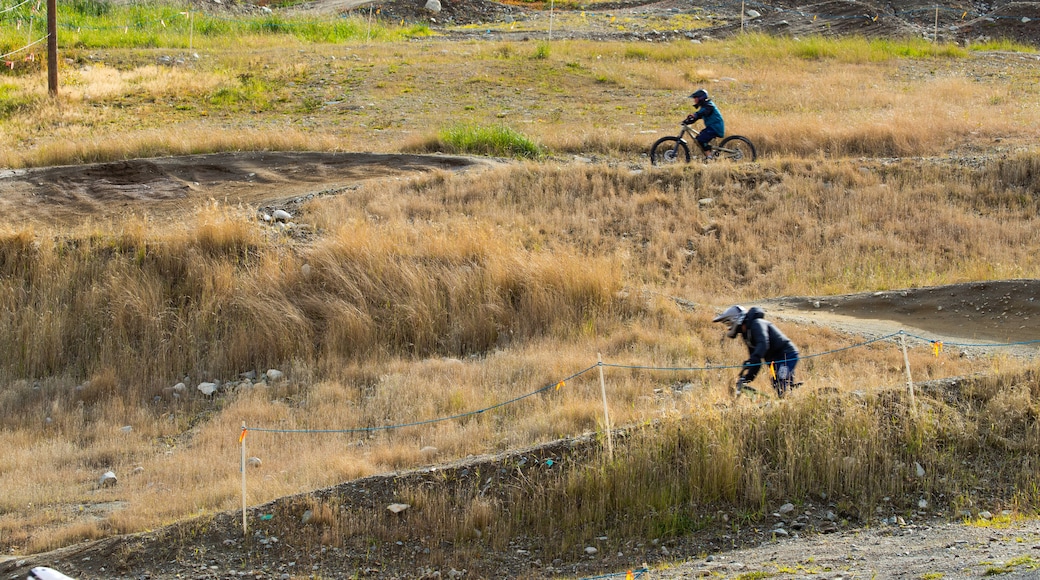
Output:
[650,123,757,165]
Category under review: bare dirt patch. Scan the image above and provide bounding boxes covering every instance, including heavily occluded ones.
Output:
[0,152,490,226]
[761,279,1040,358]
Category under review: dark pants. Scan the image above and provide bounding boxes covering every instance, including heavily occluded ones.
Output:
[696,127,720,151]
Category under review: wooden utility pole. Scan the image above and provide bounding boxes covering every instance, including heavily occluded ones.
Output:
[47,0,57,95]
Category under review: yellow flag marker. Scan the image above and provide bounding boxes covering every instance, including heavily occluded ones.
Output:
[769,361,777,380]
[933,341,943,357]
[556,380,566,390]
[239,427,248,443]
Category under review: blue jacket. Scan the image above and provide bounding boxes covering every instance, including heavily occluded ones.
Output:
[692,99,725,137]
[739,307,798,381]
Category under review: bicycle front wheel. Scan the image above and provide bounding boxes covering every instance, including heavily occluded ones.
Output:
[718,136,757,162]
[650,137,690,166]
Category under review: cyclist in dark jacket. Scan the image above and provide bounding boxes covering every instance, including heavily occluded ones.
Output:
[684,89,725,159]
[712,305,800,397]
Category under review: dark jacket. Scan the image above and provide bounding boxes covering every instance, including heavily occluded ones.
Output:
[691,99,725,137]
[739,307,798,381]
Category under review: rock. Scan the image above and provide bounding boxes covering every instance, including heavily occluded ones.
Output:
[120,425,133,433]
[272,209,292,221]
[584,546,598,555]
[915,462,925,477]
[301,510,313,524]
[746,9,761,18]
[99,471,117,487]
[28,568,77,580]
[197,382,218,396]
[778,502,795,515]
[425,0,441,12]
[387,503,411,514]
[266,369,285,382]
[248,457,262,468]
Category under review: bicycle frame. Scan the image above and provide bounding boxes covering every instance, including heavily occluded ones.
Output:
[676,125,732,155]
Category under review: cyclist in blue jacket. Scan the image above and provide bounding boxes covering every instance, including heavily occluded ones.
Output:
[683,89,725,159]
[713,305,800,397]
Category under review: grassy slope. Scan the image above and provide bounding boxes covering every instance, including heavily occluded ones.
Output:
[1,10,1040,564]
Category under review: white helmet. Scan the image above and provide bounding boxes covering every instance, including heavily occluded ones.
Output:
[712,305,747,339]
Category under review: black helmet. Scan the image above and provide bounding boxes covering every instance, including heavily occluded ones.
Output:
[689,89,709,101]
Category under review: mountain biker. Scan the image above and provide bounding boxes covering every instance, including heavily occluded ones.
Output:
[683,89,725,159]
[712,305,800,397]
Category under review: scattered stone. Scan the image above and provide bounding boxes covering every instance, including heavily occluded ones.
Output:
[197,382,218,396]
[387,503,411,514]
[248,457,262,468]
[99,471,117,487]
[266,369,285,382]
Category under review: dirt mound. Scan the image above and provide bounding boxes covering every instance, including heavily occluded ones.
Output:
[0,152,489,226]
[319,0,1040,44]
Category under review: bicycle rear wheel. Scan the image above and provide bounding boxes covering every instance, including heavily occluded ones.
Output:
[718,135,757,162]
[650,137,690,166]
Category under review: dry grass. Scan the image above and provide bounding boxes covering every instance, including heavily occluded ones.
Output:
[1,31,1040,556]
[2,36,1039,167]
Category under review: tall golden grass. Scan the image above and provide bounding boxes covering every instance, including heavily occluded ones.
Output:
[1,32,1040,558]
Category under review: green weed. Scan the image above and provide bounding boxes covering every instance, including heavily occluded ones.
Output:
[438,123,542,158]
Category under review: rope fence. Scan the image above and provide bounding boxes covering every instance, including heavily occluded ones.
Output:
[237,327,1040,534]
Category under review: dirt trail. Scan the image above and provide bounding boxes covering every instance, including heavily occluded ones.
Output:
[760,279,1040,359]
[0,152,490,226]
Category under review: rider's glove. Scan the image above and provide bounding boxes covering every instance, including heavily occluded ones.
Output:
[682,115,696,125]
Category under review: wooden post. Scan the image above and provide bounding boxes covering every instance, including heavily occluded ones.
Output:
[241,422,248,535]
[899,333,916,412]
[548,0,555,41]
[47,0,57,95]
[597,354,614,461]
[934,5,939,43]
[741,0,746,33]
